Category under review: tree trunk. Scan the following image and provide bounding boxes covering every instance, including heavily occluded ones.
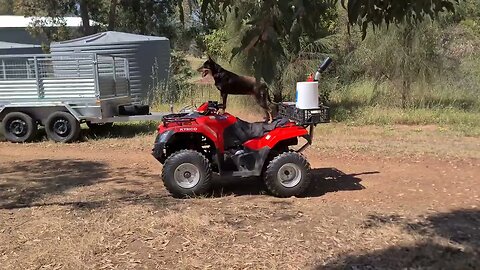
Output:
[79,0,91,35]
[108,0,118,31]
[402,79,411,109]
[400,23,413,109]
[272,80,283,103]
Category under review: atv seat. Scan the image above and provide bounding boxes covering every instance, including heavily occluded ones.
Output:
[223,117,291,149]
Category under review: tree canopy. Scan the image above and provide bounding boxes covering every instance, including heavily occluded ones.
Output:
[173,0,459,83]
[191,0,460,54]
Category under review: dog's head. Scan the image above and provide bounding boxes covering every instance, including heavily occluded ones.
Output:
[197,56,220,77]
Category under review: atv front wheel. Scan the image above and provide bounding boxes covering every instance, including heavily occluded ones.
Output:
[162,150,212,198]
[263,152,311,198]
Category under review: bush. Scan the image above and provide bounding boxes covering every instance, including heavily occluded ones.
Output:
[150,51,194,108]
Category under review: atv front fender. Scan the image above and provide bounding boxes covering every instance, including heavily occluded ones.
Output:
[152,130,174,162]
[152,126,220,163]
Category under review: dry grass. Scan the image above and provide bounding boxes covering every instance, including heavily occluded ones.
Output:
[314,124,480,160]
[1,126,480,269]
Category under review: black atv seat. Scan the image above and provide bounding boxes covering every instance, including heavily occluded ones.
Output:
[223,117,290,149]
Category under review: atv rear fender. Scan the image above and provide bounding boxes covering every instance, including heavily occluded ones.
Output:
[243,125,309,151]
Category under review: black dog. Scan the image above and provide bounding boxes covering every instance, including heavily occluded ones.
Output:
[198,57,272,121]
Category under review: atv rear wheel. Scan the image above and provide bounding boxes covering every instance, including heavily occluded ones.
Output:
[162,150,212,198]
[263,152,311,198]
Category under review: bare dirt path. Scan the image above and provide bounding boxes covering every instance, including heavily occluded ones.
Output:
[0,130,479,269]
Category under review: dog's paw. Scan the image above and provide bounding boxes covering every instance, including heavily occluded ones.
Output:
[217,108,225,115]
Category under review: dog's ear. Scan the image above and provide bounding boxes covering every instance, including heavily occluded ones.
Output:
[207,55,212,61]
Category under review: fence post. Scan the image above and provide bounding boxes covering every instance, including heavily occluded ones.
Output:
[112,56,117,97]
[92,54,100,99]
[26,61,31,79]
[1,60,6,79]
[124,58,131,97]
[33,56,43,98]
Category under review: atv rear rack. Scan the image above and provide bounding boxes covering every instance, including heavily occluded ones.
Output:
[278,102,330,125]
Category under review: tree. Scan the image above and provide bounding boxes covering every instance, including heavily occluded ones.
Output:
[78,0,91,35]
[187,0,459,76]
[181,0,460,102]
[341,0,459,38]
[14,0,179,48]
[0,0,17,15]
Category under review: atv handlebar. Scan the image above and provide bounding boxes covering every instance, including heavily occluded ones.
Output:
[318,57,332,73]
[314,57,333,81]
[196,101,222,115]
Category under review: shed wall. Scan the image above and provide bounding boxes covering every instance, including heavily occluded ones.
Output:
[51,33,170,104]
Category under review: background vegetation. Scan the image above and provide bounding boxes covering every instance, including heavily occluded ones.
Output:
[1,0,478,134]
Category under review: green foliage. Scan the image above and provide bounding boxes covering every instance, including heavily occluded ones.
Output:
[0,0,17,15]
[16,0,184,48]
[229,1,337,84]
[106,0,176,36]
[314,1,479,128]
[341,0,458,38]
[342,21,443,108]
[150,51,194,106]
[198,0,338,103]
[15,0,92,48]
[175,0,460,106]
[203,29,229,60]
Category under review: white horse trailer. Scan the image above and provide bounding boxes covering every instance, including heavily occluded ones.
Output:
[0,53,165,143]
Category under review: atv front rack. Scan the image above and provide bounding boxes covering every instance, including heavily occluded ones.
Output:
[278,102,330,125]
[162,113,196,126]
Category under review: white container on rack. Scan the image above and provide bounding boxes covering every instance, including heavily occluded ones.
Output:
[296,81,319,109]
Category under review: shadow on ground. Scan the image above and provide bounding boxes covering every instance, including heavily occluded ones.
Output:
[319,209,480,269]
[0,159,108,209]
[210,168,374,197]
[0,157,374,210]
[0,158,173,210]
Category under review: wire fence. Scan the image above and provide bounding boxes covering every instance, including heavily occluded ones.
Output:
[0,54,128,81]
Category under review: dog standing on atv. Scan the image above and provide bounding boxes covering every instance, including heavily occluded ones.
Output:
[198,57,272,122]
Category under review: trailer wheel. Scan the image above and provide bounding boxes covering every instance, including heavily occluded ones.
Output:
[2,112,38,143]
[263,152,311,198]
[45,112,81,143]
[162,150,212,198]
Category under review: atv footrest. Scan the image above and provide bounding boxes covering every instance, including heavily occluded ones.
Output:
[232,171,257,178]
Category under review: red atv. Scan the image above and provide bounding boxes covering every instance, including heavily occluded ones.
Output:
[152,59,332,198]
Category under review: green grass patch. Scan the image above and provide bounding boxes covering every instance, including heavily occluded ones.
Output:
[330,106,480,136]
[325,77,480,136]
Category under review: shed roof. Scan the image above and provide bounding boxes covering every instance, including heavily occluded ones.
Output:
[0,15,93,28]
[0,41,41,49]
[51,31,168,47]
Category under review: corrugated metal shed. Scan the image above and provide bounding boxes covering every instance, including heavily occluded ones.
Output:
[0,41,42,55]
[50,31,170,104]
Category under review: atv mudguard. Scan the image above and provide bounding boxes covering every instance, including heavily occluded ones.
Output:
[152,124,220,163]
[243,125,308,150]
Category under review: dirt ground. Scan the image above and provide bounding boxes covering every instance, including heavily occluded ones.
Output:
[0,124,479,269]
